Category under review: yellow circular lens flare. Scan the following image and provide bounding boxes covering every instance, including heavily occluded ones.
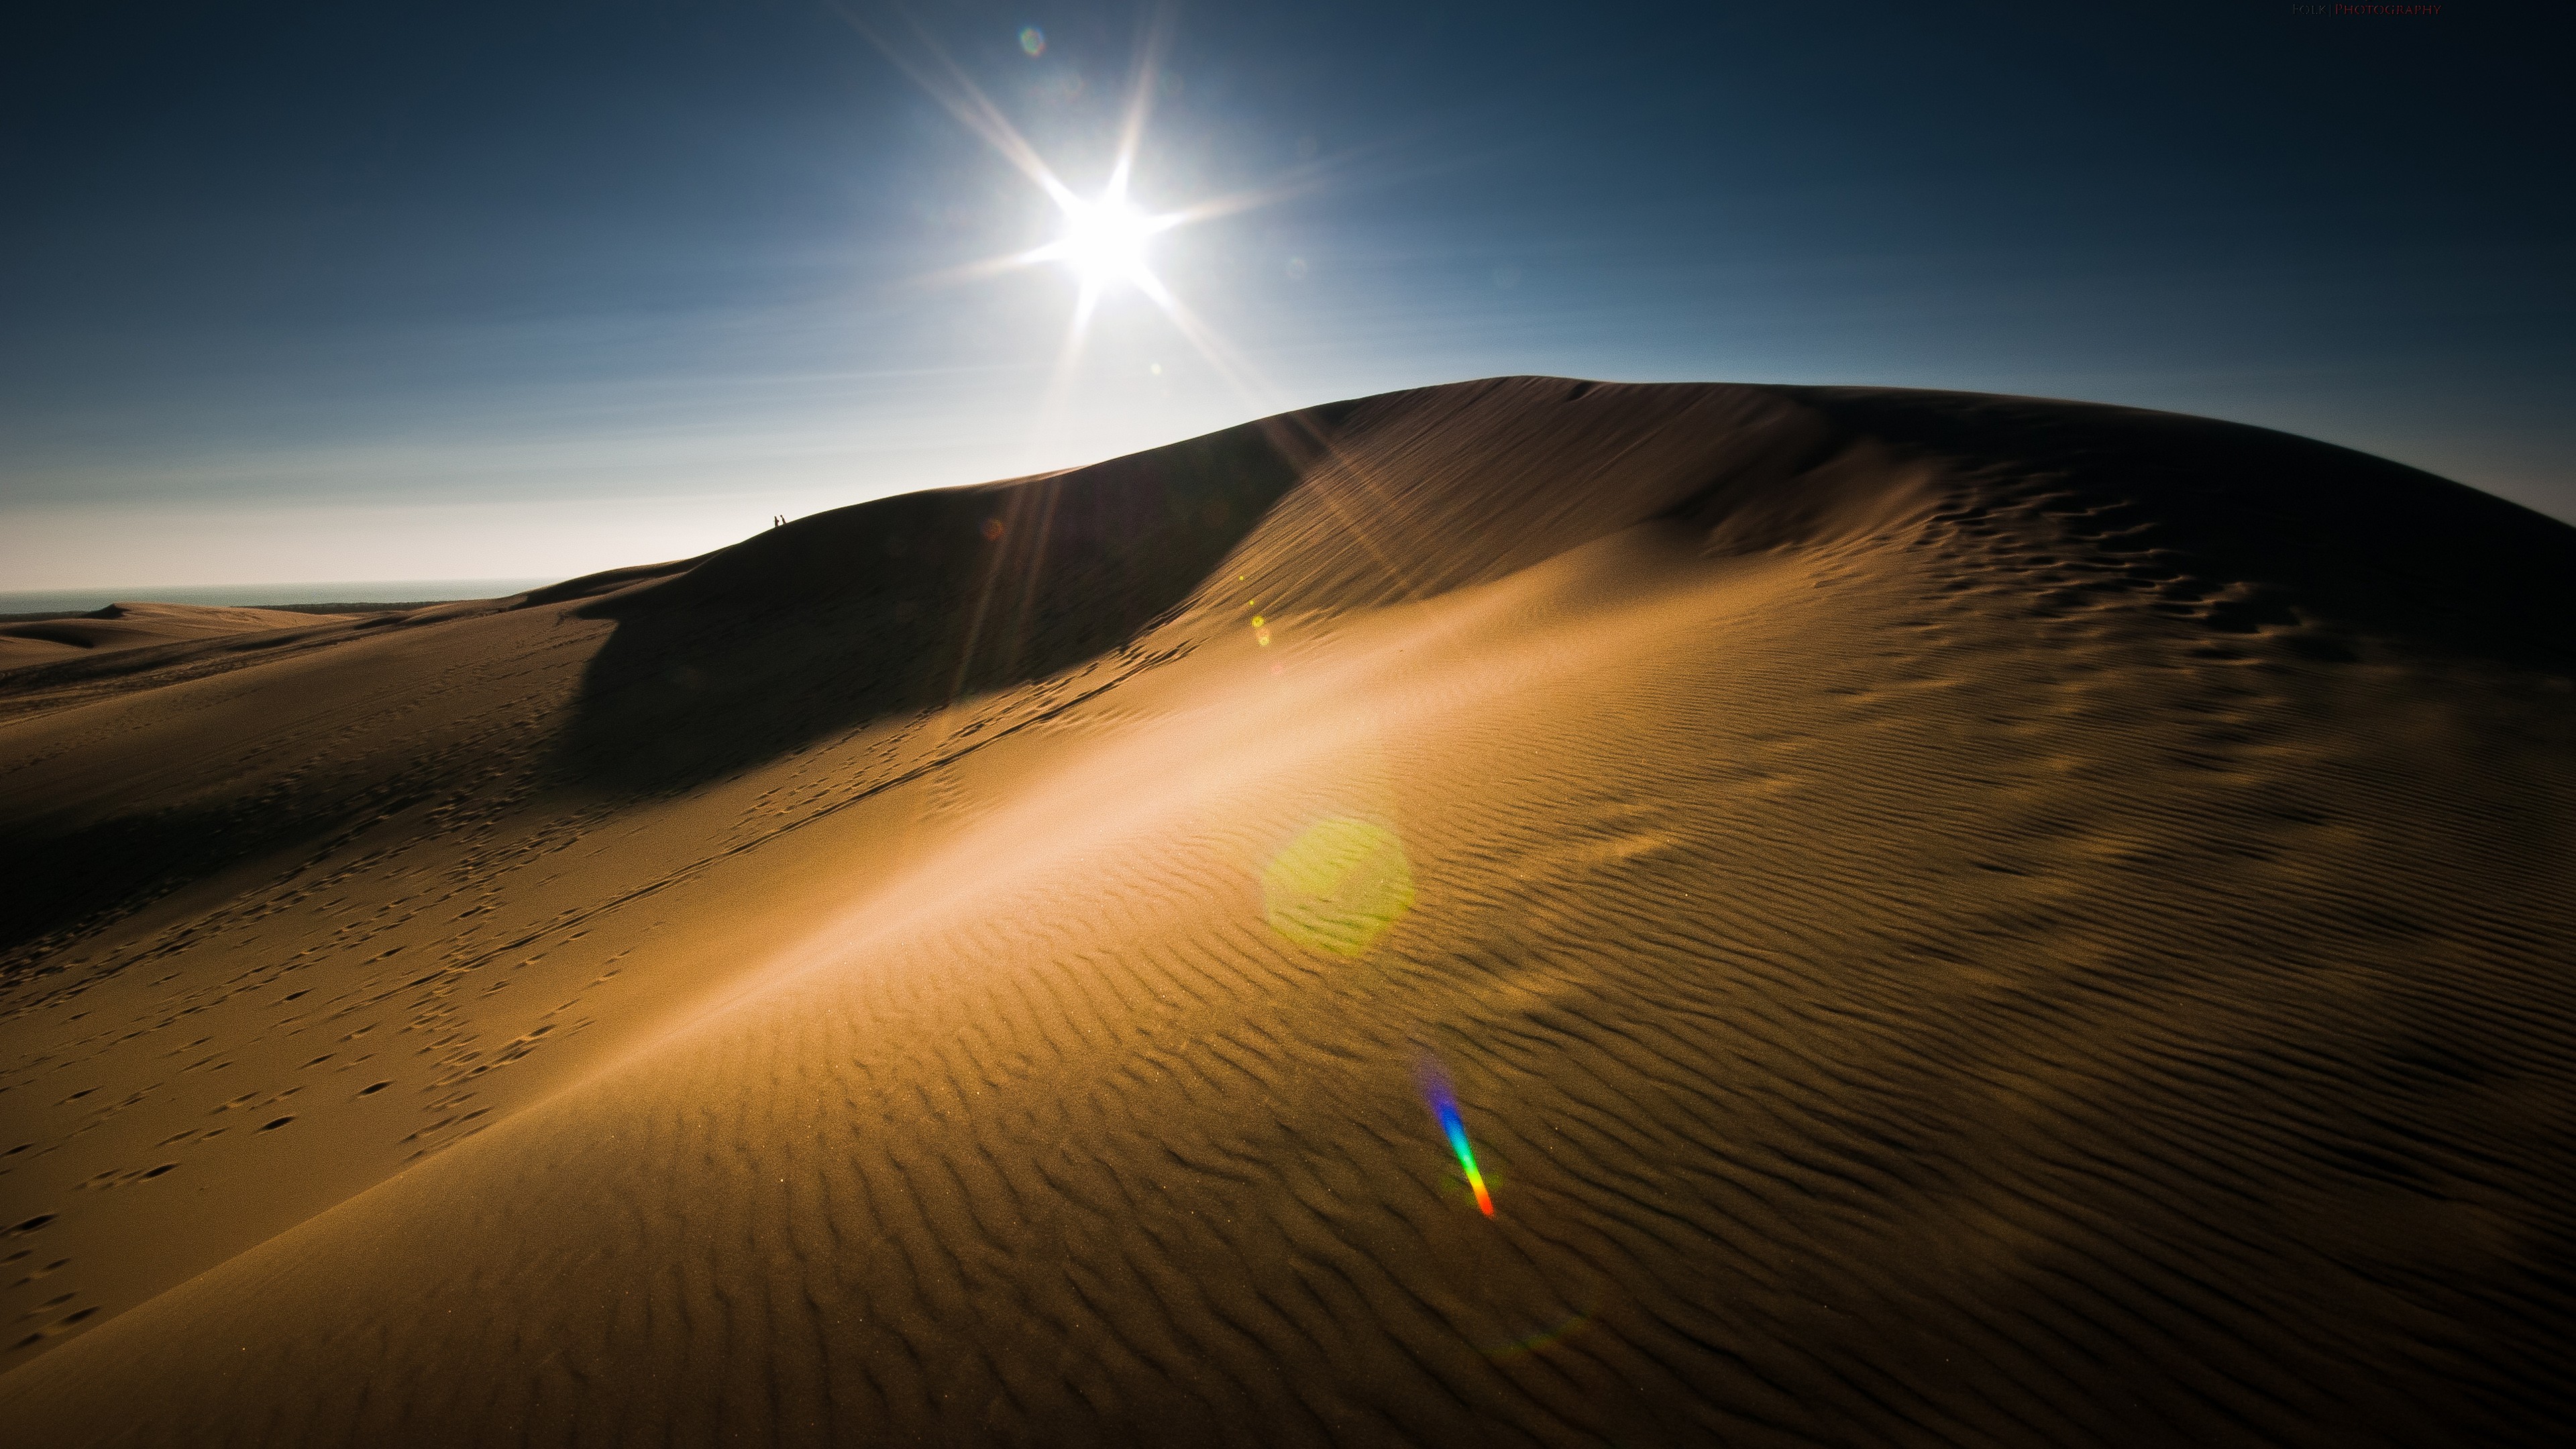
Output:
[1262,818,1415,957]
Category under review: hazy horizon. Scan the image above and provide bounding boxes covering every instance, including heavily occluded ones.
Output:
[0,578,560,616]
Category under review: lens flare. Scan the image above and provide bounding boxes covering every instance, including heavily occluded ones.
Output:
[1018,26,1044,56]
[1261,818,1414,957]
[1416,1055,1495,1216]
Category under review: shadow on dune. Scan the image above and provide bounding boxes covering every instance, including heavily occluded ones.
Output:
[555,380,2576,796]
[1784,388,2576,674]
[551,406,1356,794]
[9,380,2568,963]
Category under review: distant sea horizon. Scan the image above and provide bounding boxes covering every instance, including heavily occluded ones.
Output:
[0,578,558,616]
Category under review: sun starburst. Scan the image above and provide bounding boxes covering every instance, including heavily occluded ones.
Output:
[847,6,1305,411]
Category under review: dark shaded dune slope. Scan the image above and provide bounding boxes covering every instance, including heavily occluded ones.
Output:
[0,596,582,969]
[3,379,2574,1447]
[0,409,1335,957]
[1778,386,2576,670]
[12,378,2561,964]
[556,404,1357,793]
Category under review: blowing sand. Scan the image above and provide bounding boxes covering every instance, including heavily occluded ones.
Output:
[2,380,2571,1445]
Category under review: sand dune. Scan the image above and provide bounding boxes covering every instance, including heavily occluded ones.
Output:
[3,379,2573,1445]
[0,602,365,672]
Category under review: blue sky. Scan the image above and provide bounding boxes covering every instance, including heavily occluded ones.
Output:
[4,0,2568,590]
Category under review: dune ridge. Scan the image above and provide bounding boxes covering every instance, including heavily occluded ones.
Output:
[3,379,2573,1445]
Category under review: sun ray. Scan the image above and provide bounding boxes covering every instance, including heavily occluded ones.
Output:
[1152,165,1334,232]
[1106,3,1177,207]
[1128,269,1272,402]
[849,3,1354,484]
[830,3,1081,213]
[1030,279,1104,437]
[1118,272,1430,600]
[905,244,1067,292]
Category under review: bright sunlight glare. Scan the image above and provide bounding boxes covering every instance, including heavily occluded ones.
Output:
[857,9,1301,419]
[1056,198,1157,288]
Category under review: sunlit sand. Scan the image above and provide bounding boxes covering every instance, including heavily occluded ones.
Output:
[3,379,2573,1444]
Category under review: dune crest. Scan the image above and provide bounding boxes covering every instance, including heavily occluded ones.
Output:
[3,380,2573,1445]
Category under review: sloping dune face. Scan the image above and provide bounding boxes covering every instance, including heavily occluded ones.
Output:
[0,602,362,671]
[3,380,2574,1446]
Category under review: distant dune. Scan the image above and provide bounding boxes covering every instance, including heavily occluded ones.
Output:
[3,379,2572,1446]
[0,602,365,671]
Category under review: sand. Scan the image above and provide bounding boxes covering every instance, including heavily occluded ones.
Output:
[0,602,365,672]
[2,379,2572,1445]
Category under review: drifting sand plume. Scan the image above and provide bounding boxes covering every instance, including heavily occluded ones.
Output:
[2,380,2573,1444]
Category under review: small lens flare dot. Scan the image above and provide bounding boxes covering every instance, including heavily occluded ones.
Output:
[1019,26,1044,56]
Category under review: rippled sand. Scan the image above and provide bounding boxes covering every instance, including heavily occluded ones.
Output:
[4,380,2573,1445]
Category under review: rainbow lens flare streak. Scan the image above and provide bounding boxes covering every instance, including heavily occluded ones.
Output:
[1417,1057,1495,1216]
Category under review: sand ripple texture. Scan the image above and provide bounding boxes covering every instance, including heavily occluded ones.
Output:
[4,380,2575,1446]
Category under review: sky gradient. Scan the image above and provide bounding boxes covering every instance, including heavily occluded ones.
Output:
[5,0,2569,592]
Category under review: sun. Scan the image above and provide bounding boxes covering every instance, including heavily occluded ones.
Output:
[861,11,1295,401]
[1006,186,1180,297]
[1054,197,1157,288]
